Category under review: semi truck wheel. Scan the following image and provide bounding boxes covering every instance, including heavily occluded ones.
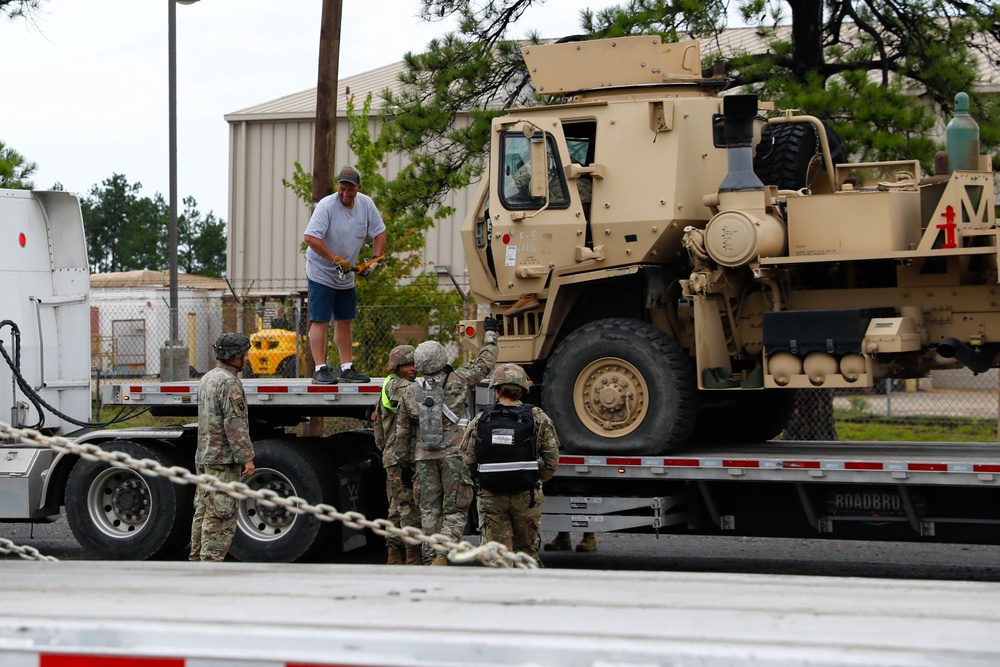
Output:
[65,439,193,560]
[542,318,696,455]
[229,439,330,562]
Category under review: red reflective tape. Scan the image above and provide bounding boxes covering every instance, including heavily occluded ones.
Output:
[307,385,340,393]
[357,385,381,393]
[974,464,1000,473]
[42,656,182,667]
[784,461,821,469]
[606,457,642,466]
[662,458,699,466]
[256,385,289,393]
[909,463,948,472]
[128,386,144,393]
[560,456,586,465]
[845,461,883,470]
[723,459,759,468]
[159,386,192,393]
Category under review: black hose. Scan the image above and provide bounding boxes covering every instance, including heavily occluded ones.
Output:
[0,320,147,430]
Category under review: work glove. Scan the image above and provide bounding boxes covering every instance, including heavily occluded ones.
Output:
[356,255,382,277]
[400,465,414,489]
[332,255,352,274]
[483,315,499,333]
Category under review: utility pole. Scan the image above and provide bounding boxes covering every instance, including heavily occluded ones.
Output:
[312,0,343,204]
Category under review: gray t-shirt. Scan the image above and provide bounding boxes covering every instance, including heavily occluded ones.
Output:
[304,192,386,289]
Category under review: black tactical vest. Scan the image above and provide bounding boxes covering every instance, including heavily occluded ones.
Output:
[475,403,540,493]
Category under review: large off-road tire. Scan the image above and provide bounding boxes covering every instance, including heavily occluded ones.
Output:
[542,318,696,455]
[230,439,331,563]
[65,439,194,560]
[691,389,798,444]
[754,121,846,191]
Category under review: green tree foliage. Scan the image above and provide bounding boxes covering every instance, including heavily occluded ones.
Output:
[285,94,465,373]
[82,174,226,277]
[1,0,41,20]
[387,0,998,204]
[0,140,37,189]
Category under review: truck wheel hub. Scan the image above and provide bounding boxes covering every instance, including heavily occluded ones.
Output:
[575,358,648,437]
[239,469,298,540]
[111,481,149,522]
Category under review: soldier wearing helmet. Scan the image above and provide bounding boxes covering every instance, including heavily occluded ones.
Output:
[460,363,560,564]
[396,316,500,565]
[189,332,255,562]
[373,344,420,565]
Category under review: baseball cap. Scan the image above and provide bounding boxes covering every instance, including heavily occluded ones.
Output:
[337,167,361,186]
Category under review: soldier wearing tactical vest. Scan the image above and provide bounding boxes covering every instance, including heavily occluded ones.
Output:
[461,363,560,563]
[396,317,499,565]
[190,333,255,562]
[373,344,420,565]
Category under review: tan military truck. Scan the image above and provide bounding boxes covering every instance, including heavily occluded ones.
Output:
[459,35,998,455]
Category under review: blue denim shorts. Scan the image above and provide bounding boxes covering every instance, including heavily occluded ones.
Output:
[308,279,357,322]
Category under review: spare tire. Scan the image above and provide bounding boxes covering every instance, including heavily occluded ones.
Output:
[754,121,845,191]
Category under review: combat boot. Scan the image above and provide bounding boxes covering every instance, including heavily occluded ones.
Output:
[430,554,450,566]
[576,532,598,553]
[386,544,404,565]
[543,532,573,551]
[505,293,540,316]
[405,546,423,565]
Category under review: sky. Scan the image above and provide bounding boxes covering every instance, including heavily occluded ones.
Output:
[3,0,621,220]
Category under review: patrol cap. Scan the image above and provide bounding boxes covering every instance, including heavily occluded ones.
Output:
[337,167,361,186]
[213,332,251,361]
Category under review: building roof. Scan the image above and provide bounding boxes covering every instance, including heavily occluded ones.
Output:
[227,26,998,123]
[225,61,408,121]
[90,270,228,291]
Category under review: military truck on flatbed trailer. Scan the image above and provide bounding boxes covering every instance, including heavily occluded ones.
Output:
[459,35,998,456]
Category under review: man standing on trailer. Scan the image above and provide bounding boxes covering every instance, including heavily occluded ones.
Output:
[304,166,387,384]
[396,317,499,565]
[190,333,255,562]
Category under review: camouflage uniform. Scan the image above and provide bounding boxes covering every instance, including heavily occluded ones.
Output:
[396,330,498,561]
[461,367,560,563]
[374,368,417,557]
[189,364,255,562]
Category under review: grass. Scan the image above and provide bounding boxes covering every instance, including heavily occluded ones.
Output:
[835,411,997,442]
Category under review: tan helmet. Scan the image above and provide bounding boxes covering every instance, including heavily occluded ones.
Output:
[491,363,531,392]
[387,344,415,372]
[212,332,251,361]
[414,340,448,374]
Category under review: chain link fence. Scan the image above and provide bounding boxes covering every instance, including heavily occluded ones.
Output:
[89,289,997,441]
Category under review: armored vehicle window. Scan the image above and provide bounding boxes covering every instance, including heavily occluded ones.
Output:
[500,132,570,210]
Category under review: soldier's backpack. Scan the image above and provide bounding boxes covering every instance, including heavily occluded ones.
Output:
[474,403,540,493]
[413,374,460,451]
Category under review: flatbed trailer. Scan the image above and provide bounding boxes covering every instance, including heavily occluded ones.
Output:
[101,380,1000,548]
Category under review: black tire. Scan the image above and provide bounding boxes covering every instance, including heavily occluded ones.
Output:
[229,439,330,562]
[65,439,194,560]
[277,356,297,378]
[691,389,798,444]
[542,318,696,455]
[754,121,845,191]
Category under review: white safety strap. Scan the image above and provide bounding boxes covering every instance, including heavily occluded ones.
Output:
[478,461,539,473]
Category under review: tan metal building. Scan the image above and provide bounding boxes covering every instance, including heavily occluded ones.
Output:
[225,62,477,297]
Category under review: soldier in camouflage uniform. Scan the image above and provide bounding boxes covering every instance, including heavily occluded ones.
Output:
[189,333,255,562]
[396,317,499,565]
[373,344,420,565]
[461,363,560,564]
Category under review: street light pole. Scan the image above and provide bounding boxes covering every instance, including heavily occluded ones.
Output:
[164,0,198,381]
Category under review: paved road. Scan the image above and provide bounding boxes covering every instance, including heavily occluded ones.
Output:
[4,517,998,581]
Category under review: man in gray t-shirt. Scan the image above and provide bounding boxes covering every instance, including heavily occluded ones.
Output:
[303,167,387,384]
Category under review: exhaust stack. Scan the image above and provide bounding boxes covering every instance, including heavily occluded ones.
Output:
[937,337,992,374]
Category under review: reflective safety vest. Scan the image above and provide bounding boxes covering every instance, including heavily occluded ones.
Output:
[475,403,540,493]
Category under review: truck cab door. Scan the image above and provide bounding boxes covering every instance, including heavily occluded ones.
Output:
[486,117,590,299]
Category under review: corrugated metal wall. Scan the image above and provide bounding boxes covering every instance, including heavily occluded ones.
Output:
[227,110,473,297]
